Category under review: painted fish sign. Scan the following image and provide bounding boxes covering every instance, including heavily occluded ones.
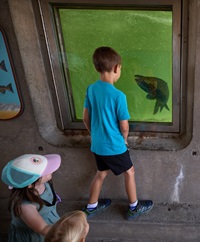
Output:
[135,75,170,115]
[0,27,22,119]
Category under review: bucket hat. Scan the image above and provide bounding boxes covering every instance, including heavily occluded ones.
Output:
[1,154,61,188]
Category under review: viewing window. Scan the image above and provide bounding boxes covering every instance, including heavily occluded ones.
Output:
[37,0,187,136]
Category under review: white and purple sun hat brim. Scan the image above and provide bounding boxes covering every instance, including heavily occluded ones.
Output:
[1,154,61,188]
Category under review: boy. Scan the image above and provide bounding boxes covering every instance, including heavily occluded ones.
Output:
[82,46,153,220]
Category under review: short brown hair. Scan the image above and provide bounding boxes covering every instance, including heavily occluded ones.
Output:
[93,46,121,73]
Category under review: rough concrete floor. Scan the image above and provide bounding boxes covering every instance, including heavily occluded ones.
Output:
[59,200,200,242]
[1,198,200,241]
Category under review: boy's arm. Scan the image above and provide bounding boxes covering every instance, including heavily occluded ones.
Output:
[119,120,129,143]
[83,108,91,133]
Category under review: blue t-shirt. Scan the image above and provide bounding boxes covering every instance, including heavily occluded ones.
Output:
[84,80,130,155]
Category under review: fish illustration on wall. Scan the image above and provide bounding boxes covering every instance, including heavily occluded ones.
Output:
[0,83,14,94]
[0,26,22,120]
[0,60,8,72]
[135,75,170,115]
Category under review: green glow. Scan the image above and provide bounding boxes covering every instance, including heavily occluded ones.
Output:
[59,8,172,122]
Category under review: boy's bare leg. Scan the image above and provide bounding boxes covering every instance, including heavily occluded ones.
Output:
[88,170,109,204]
[123,166,137,203]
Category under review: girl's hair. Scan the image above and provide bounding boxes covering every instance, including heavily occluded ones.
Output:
[44,210,89,242]
[93,46,121,73]
[8,179,54,216]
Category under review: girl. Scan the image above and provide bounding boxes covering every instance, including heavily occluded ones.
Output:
[44,210,89,242]
[1,153,61,242]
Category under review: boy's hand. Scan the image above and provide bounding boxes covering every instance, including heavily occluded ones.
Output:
[125,140,131,150]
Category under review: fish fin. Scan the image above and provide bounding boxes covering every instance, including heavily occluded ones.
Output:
[165,104,170,111]
[153,101,159,115]
[159,104,170,113]
[0,90,6,94]
[146,94,155,100]
[0,60,8,72]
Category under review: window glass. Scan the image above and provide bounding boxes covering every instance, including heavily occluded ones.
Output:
[59,8,172,123]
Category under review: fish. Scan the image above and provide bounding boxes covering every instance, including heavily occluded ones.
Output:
[135,75,170,115]
[0,83,14,94]
[0,60,8,72]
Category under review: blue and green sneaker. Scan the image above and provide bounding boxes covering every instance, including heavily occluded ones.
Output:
[125,200,153,220]
[82,199,111,218]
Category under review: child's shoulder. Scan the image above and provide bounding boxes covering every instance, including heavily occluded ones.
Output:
[21,200,39,209]
[113,86,126,97]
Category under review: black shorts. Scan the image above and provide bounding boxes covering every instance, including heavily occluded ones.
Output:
[94,150,133,176]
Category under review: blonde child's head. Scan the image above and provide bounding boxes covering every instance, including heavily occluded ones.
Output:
[44,210,89,242]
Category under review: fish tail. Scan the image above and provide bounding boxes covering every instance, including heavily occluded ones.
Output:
[165,104,170,111]
[153,101,159,115]
[7,83,14,93]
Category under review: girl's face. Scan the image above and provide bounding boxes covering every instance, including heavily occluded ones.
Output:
[39,173,52,184]
[28,174,52,190]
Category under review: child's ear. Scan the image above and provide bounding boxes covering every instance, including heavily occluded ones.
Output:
[113,65,118,73]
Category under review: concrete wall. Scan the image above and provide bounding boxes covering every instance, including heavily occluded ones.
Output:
[0,0,200,214]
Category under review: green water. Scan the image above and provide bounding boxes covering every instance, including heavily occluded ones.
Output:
[59,8,172,122]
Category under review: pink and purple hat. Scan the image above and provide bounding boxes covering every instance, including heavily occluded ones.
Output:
[1,154,61,188]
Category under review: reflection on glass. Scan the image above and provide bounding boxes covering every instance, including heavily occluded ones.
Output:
[58,8,172,123]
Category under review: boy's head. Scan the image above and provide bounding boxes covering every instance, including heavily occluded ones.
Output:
[93,46,121,73]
